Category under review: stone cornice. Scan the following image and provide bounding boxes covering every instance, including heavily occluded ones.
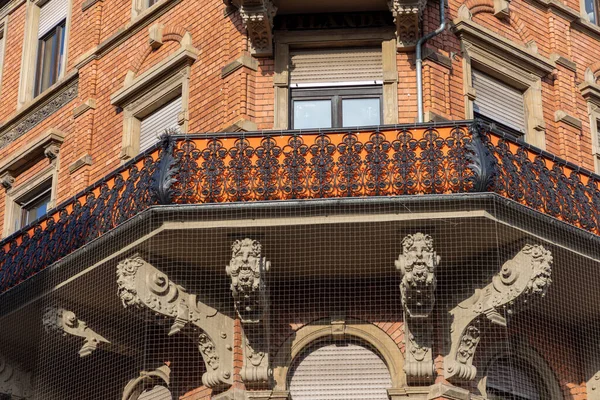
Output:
[0,0,24,20]
[0,72,78,150]
[453,18,555,77]
[0,128,65,177]
[579,81,600,106]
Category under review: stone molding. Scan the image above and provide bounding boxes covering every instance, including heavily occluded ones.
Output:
[554,110,582,129]
[0,354,34,399]
[444,244,553,382]
[72,98,97,119]
[116,255,235,389]
[226,239,272,387]
[42,307,110,357]
[68,154,93,174]
[0,128,65,179]
[122,364,170,400]
[238,0,277,57]
[396,233,438,381]
[0,75,77,150]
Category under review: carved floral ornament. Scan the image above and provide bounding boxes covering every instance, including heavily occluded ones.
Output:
[238,0,277,57]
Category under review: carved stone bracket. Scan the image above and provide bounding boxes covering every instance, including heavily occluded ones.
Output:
[122,364,170,400]
[388,0,427,49]
[42,307,110,357]
[396,233,439,381]
[0,172,15,190]
[239,0,277,57]
[226,239,272,387]
[0,355,34,399]
[116,255,235,389]
[43,144,61,164]
[444,244,553,382]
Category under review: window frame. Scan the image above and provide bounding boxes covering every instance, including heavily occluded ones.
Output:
[16,178,52,231]
[18,0,72,106]
[273,29,399,129]
[0,17,7,96]
[588,104,600,173]
[290,85,384,129]
[34,20,66,97]
[582,0,599,24]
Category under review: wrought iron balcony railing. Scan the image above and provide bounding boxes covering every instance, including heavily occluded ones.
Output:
[1,120,599,293]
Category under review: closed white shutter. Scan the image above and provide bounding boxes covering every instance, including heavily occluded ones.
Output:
[38,0,68,38]
[138,385,172,400]
[290,48,383,85]
[289,342,392,400]
[472,70,526,133]
[139,96,182,153]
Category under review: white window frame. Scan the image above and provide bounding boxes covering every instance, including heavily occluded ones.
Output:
[0,16,7,96]
[110,34,198,161]
[18,0,73,106]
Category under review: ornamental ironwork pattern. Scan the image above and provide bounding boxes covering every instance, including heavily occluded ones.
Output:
[1,122,599,294]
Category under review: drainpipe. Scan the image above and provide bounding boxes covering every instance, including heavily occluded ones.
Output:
[416,0,446,123]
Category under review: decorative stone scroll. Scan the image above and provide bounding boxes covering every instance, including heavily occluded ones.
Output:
[226,239,272,387]
[42,307,110,357]
[0,355,34,399]
[444,245,553,382]
[396,233,439,380]
[388,0,428,48]
[116,255,235,389]
[239,0,277,57]
[122,364,170,400]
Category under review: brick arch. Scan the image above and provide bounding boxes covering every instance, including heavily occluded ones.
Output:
[129,25,192,78]
[461,0,534,45]
[588,61,600,83]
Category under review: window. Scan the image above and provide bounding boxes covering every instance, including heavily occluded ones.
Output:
[139,95,182,152]
[584,0,598,24]
[288,340,392,400]
[14,179,51,231]
[486,357,546,400]
[292,86,382,129]
[472,70,526,138]
[288,48,384,130]
[35,21,66,96]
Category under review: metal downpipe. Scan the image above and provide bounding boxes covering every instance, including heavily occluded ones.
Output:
[416,0,447,122]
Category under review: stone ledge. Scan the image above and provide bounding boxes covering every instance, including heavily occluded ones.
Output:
[68,154,93,174]
[427,383,471,400]
[221,52,259,79]
[423,47,453,70]
[554,110,582,129]
[550,53,577,72]
[73,98,97,119]
[81,0,102,12]
[579,81,600,106]
[221,118,258,133]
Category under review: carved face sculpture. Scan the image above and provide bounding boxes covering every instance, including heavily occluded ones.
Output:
[400,233,438,286]
[525,245,553,296]
[228,239,262,296]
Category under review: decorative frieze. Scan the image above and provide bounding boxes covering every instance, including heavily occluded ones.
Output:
[0,79,78,150]
[396,233,438,381]
[42,307,110,357]
[444,245,553,382]
[0,355,34,399]
[116,255,235,389]
[388,0,427,48]
[239,0,277,57]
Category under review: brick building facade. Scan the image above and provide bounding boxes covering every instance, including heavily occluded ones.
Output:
[0,0,599,399]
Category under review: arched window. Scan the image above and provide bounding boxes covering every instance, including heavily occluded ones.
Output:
[486,357,547,400]
[288,340,392,400]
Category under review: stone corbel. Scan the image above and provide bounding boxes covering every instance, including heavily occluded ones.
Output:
[444,244,553,382]
[122,364,170,400]
[42,307,110,357]
[0,172,15,190]
[0,355,34,399]
[226,239,272,387]
[44,143,61,165]
[395,233,439,381]
[388,0,427,49]
[116,255,234,389]
[239,0,277,57]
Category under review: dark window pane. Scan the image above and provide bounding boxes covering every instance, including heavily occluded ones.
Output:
[342,98,381,127]
[34,21,66,97]
[585,0,597,24]
[17,186,51,230]
[293,100,332,129]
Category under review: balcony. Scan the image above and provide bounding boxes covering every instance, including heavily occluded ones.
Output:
[1,120,599,294]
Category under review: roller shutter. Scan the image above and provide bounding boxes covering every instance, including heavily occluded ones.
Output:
[472,70,526,133]
[290,48,383,85]
[139,96,182,153]
[289,342,392,400]
[138,385,172,400]
[38,0,67,38]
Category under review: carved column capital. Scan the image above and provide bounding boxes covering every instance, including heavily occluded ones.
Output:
[444,244,553,382]
[0,172,15,190]
[116,255,235,389]
[239,0,277,57]
[388,0,427,49]
[42,307,110,357]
